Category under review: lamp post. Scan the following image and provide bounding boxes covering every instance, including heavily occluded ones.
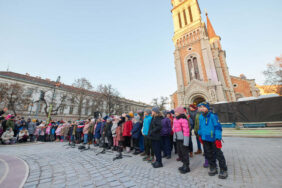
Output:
[47,76,61,124]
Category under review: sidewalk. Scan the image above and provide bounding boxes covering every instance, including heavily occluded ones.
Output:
[222,127,282,138]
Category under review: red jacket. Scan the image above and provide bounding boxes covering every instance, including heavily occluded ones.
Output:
[122,120,133,137]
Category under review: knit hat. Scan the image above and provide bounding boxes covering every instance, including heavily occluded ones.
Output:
[199,102,210,110]
[129,112,134,118]
[144,108,152,114]
[170,110,175,114]
[134,115,140,122]
[189,104,198,110]
[152,106,160,113]
[174,106,185,114]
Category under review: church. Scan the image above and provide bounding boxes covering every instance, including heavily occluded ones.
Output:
[170,0,260,108]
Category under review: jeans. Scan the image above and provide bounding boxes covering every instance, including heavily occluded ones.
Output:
[139,135,144,152]
[84,134,88,144]
[152,140,162,163]
[161,136,171,157]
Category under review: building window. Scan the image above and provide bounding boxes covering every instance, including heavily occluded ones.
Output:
[188,6,193,23]
[183,10,188,25]
[188,59,193,81]
[178,12,182,28]
[187,57,200,81]
[193,57,200,80]
[69,106,74,115]
[233,83,238,88]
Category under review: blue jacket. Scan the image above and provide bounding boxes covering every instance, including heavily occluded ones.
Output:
[94,122,102,139]
[131,122,142,139]
[198,112,222,142]
[142,115,152,136]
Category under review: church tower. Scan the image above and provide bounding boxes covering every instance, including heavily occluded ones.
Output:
[171,0,236,106]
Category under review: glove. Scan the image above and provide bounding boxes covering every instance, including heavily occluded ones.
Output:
[199,136,203,144]
[215,140,222,149]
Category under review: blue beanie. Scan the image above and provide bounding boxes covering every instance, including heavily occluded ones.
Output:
[199,102,210,110]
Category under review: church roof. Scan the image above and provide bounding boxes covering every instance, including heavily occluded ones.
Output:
[206,12,218,39]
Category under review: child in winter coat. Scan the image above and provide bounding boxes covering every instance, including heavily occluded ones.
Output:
[50,122,56,142]
[148,107,164,168]
[131,115,142,155]
[142,109,154,162]
[1,128,16,144]
[123,115,133,152]
[161,112,172,159]
[83,120,90,144]
[111,116,119,151]
[38,122,46,142]
[173,106,190,174]
[18,128,29,143]
[198,102,228,179]
[116,117,125,155]
[94,119,102,146]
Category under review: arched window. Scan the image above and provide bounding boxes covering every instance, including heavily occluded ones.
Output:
[193,57,200,80]
[187,56,200,82]
[188,59,193,81]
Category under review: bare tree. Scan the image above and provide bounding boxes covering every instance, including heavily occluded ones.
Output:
[263,56,282,95]
[96,84,121,115]
[151,96,169,111]
[72,78,93,119]
[0,83,32,115]
[0,83,9,103]
[39,90,69,117]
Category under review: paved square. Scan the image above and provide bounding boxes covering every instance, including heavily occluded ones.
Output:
[0,137,281,188]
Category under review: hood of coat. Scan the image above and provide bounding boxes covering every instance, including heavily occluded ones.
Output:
[176,114,187,120]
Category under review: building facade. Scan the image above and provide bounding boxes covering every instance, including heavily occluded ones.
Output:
[0,71,151,121]
[170,0,259,108]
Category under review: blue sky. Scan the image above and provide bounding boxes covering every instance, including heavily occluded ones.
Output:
[0,0,281,104]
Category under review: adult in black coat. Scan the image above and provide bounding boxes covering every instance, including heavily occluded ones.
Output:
[148,107,164,168]
[0,107,8,121]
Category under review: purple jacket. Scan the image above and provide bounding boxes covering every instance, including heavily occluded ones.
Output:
[161,118,172,136]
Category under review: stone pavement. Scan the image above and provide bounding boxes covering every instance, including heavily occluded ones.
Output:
[0,137,281,188]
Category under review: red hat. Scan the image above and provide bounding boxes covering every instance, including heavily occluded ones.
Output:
[189,104,198,110]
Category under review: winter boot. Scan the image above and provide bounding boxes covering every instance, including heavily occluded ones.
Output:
[208,168,218,176]
[218,169,228,179]
[178,164,185,171]
[152,162,163,168]
[179,165,190,174]
[203,159,209,168]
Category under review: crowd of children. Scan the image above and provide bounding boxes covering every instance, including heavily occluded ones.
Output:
[0,102,228,179]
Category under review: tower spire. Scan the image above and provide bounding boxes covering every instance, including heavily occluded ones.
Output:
[206,10,218,39]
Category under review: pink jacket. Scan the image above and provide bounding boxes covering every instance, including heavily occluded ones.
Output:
[83,123,90,135]
[173,118,190,137]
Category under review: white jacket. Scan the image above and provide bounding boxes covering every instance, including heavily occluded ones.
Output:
[1,130,14,141]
